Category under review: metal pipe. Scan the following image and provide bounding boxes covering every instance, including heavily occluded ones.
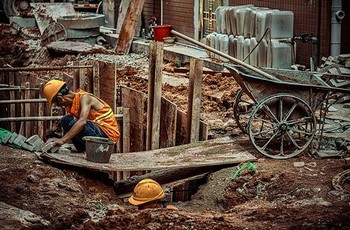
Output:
[0,99,47,104]
[161,0,163,25]
[331,0,344,56]
[0,114,124,122]
[0,116,62,122]
[0,65,93,72]
[171,29,280,81]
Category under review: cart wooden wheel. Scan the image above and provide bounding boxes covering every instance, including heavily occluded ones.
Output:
[233,89,256,134]
[248,93,316,159]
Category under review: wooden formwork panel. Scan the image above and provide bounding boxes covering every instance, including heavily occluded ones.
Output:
[120,86,146,152]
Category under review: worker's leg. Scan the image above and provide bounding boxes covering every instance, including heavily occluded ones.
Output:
[60,115,107,152]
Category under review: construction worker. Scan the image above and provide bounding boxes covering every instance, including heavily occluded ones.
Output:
[41,79,120,152]
[128,178,178,210]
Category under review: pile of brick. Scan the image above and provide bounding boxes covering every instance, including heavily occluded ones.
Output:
[0,129,71,154]
[318,54,350,75]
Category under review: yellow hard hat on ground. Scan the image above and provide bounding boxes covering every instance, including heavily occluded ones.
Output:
[42,79,66,107]
[128,179,165,205]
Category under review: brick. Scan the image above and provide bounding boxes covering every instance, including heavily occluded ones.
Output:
[41,142,56,153]
[25,135,42,145]
[28,136,46,151]
[13,134,27,147]
[7,133,18,144]
[33,139,46,152]
[1,132,13,144]
[21,143,35,152]
[50,146,59,153]
[58,147,71,154]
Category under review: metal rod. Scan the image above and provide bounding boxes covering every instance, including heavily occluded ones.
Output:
[0,88,39,91]
[0,99,47,104]
[0,65,93,72]
[0,116,62,122]
[0,114,124,122]
[171,29,280,81]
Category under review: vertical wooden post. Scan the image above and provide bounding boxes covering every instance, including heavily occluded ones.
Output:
[79,66,87,90]
[73,61,80,90]
[188,58,203,143]
[122,108,130,153]
[98,61,117,112]
[146,41,163,150]
[38,83,45,140]
[25,82,31,137]
[160,98,177,148]
[9,72,16,132]
[93,61,100,98]
[19,81,25,135]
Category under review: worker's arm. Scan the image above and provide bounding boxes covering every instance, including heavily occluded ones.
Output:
[48,95,92,145]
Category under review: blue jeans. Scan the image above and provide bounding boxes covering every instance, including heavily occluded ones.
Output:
[60,115,108,152]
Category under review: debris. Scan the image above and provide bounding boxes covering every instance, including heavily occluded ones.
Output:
[47,41,108,55]
[41,22,67,47]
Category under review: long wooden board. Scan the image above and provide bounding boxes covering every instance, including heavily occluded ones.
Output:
[39,136,256,172]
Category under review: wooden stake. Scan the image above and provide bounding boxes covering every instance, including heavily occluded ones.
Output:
[188,58,203,143]
[146,41,163,150]
[122,108,130,153]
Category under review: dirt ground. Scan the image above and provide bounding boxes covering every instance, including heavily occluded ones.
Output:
[1,23,350,229]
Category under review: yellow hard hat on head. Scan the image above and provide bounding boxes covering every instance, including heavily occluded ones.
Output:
[42,79,66,107]
[128,179,165,206]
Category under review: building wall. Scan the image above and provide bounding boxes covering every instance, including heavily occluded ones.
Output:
[143,0,194,39]
[143,0,348,67]
[227,0,332,67]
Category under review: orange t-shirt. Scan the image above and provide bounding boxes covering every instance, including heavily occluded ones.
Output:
[65,89,120,142]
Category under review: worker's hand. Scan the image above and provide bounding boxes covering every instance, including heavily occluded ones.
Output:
[46,137,65,146]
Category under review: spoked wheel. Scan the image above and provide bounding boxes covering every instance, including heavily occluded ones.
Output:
[233,89,256,134]
[248,93,316,159]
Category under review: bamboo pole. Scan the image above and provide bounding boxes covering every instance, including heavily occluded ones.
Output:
[171,30,280,81]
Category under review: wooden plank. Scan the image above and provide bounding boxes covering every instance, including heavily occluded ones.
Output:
[25,82,31,137]
[116,0,142,35]
[188,58,203,143]
[79,65,87,90]
[146,41,163,150]
[146,41,156,150]
[40,136,256,172]
[199,121,208,141]
[151,42,163,149]
[115,0,145,55]
[18,81,26,135]
[93,61,100,97]
[98,61,116,112]
[120,86,146,152]
[122,108,130,153]
[176,110,189,145]
[38,98,45,139]
[160,97,177,148]
[9,72,16,132]
[72,61,80,90]
[114,165,229,196]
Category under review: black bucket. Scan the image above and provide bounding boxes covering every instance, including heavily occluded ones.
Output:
[83,136,114,163]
